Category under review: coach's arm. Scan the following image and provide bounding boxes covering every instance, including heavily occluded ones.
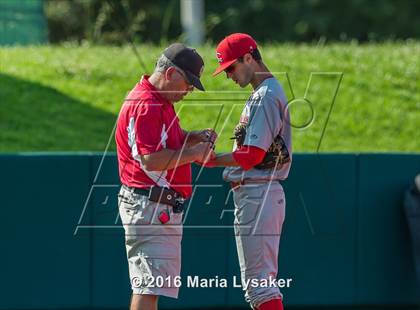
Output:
[140,142,215,171]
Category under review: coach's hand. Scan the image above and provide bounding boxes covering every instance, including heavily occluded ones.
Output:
[185,129,218,146]
[201,128,218,144]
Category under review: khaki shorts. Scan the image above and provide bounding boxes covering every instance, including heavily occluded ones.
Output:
[118,186,183,298]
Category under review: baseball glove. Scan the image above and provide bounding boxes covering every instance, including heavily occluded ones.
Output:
[254,134,290,170]
[231,123,247,147]
[231,124,290,170]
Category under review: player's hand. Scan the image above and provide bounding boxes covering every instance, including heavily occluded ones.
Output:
[192,142,216,164]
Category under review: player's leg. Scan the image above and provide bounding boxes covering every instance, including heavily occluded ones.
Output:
[258,298,284,310]
[233,182,286,309]
[130,294,158,310]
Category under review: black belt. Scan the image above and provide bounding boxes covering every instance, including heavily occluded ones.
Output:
[122,184,150,196]
[121,184,184,213]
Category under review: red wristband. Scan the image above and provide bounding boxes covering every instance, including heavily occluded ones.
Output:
[232,145,266,170]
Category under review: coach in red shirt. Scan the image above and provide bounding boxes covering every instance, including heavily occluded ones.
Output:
[115,43,215,310]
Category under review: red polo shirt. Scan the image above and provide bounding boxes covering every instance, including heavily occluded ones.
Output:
[115,75,192,198]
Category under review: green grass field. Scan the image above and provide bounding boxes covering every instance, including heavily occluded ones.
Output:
[0,42,419,152]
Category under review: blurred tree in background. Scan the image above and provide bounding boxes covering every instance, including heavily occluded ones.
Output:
[45,0,420,44]
[45,0,181,44]
[206,0,420,42]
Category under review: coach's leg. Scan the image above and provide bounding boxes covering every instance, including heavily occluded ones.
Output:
[130,294,158,310]
[119,188,183,309]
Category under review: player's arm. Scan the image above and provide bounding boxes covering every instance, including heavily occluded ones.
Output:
[205,95,281,170]
[205,152,238,167]
[204,145,266,170]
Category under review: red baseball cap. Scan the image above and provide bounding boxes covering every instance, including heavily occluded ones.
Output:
[212,33,258,76]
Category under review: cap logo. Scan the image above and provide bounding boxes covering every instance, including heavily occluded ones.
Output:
[216,52,223,63]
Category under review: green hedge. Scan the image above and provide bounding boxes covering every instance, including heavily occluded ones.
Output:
[44,0,420,44]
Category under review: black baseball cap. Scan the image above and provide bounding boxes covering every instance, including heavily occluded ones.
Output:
[163,43,205,91]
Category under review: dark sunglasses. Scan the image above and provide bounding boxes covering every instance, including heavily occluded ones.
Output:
[174,67,194,90]
[225,64,236,74]
[224,56,244,74]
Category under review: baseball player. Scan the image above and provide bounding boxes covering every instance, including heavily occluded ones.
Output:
[206,33,292,310]
[115,43,216,310]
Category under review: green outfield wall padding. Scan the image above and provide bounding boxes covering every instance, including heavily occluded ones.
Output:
[357,154,420,305]
[0,153,419,309]
[0,0,47,45]
[89,155,131,308]
[0,154,91,308]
